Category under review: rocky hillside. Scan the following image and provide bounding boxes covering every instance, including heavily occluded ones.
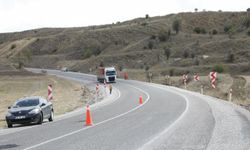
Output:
[0,11,250,76]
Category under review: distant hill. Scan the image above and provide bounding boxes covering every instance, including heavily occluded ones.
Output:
[0,11,250,75]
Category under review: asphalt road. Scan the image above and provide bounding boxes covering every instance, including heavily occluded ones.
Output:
[0,69,250,150]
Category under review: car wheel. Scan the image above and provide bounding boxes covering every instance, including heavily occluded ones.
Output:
[48,110,54,122]
[7,122,12,128]
[37,113,43,125]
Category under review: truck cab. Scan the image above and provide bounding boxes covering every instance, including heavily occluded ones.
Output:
[97,67,116,83]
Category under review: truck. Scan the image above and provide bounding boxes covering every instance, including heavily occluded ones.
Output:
[97,67,116,83]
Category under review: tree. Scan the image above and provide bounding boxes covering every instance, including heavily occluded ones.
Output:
[145,14,149,19]
[195,8,198,12]
[164,47,171,60]
[172,20,181,34]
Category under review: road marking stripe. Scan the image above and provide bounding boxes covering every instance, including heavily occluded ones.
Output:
[138,83,189,149]
[23,84,150,150]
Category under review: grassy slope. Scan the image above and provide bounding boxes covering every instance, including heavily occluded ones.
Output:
[0,75,91,128]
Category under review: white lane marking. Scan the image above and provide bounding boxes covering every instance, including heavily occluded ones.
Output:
[23,84,150,150]
[138,83,190,150]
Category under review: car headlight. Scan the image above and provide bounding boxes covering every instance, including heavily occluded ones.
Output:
[6,111,12,117]
[28,108,40,114]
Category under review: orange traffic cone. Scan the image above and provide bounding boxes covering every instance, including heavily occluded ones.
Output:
[139,96,143,104]
[85,105,93,126]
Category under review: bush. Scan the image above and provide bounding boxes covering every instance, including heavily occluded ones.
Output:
[224,25,232,33]
[213,64,224,73]
[212,29,218,35]
[191,52,195,59]
[145,65,150,71]
[243,17,250,28]
[169,68,175,76]
[172,20,181,34]
[247,31,250,37]
[150,35,156,40]
[226,52,234,63]
[147,41,154,49]
[10,44,16,49]
[158,33,167,42]
[164,47,171,60]
[194,58,200,66]
[193,27,201,34]
[183,50,189,58]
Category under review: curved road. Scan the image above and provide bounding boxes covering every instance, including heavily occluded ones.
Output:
[0,69,250,150]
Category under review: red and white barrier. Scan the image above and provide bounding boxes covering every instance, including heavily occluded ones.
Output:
[194,74,200,81]
[48,84,53,101]
[182,74,188,89]
[209,72,217,88]
[229,88,233,102]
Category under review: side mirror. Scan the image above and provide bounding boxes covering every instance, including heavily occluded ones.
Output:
[40,103,46,107]
[8,106,11,109]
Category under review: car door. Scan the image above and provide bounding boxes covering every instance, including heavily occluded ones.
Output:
[40,98,49,118]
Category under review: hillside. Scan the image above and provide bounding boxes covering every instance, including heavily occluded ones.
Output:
[0,11,250,109]
[0,11,249,75]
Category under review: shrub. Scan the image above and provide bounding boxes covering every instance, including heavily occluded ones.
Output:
[193,27,201,34]
[164,47,171,60]
[10,44,16,49]
[169,68,175,76]
[212,29,218,35]
[150,35,156,40]
[183,50,189,58]
[191,52,195,59]
[247,31,250,37]
[226,52,235,63]
[172,20,181,34]
[147,41,154,49]
[224,25,232,33]
[145,65,150,71]
[194,58,200,66]
[141,22,147,26]
[213,64,224,73]
[243,17,250,28]
[158,33,167,42]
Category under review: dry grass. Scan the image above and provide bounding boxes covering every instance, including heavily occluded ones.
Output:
[125,70,250,109]
[0,75,91,128]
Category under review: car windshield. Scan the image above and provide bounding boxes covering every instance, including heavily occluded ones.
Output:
[106,71,116,76]
[14,99,40,107]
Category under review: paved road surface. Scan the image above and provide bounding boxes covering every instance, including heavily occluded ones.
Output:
[0,69,249,150]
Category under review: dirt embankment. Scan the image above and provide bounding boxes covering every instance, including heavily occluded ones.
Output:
[0,74,93,128]
[123,71,250,110]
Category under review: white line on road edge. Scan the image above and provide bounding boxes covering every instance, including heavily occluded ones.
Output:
[138,83,190,150]
[23,84,150,150]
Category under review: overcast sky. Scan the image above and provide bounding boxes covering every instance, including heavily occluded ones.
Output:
[0,0,249,33]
